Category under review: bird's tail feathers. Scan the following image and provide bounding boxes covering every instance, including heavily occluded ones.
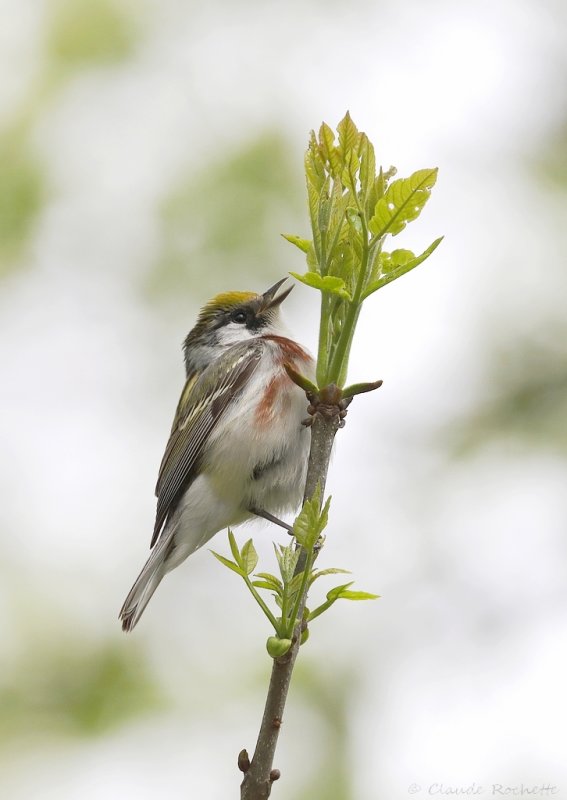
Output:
[119,534,172,632]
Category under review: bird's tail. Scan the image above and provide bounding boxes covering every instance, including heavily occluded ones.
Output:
[119,534,172,632]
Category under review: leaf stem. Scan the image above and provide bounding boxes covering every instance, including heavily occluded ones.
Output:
[285,551,314,639]
[244,577,281,632]
[326,208,369,385]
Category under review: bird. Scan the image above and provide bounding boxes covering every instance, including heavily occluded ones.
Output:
[119,278,314,631]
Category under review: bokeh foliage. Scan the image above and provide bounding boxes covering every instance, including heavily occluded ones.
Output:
[0,0,139,277]
[0,639,164,739]
[47,0,137,70]
[0,129,45,272]
[152,132,304,297]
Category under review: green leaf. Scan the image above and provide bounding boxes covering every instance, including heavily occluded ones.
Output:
[346,207,363,235]
[228,529,241,565]
[363,237,443,298]
[307,183,322,263]
[337,111,360,164]
[337,589,380,600]
[341,150,360,192]
[317,184,332,233]
[290,271,351,300]
[318,122,341,176]
[240,539,258,575]
[305,241,318,272]
[294,492,330,552]
[210,550,245,577]
[326,582,355,602]
[309,567,351,586]
[276,542,300,583]
[253,573,283,595]
[287,571,306,598]
[252,580,281,592]
[273,542,284,574]
[282,233,311,253]
[305,130,326,190]
[369,167,438,238]
[359,133,376,201]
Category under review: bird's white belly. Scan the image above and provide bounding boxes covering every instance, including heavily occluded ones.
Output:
[167,354,312,563]
[206,369,311,510]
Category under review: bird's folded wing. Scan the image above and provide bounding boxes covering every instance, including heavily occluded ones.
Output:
[150,341,264,547]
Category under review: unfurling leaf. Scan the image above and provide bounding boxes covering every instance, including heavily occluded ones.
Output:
[253,573,283,595]
[318,122,341,177]
[228,529,241,565]
[369,168,438,239]
[276,542,301,583]
[290,271,352,300]
[337,111,360,165]
[337,589,380,600]
[363,237,443,298]
[282,233,311,253]
[305,131,326,190]
[359,133,376,202]
[210,550,245,577]
[241,539,258,575]
[252,580,281,592]
[326,582,355,602]
[309,567,351,586]
[293,486,331,550]
[307,580,379,622]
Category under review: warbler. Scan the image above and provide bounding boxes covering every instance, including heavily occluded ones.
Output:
[120,278,314,631]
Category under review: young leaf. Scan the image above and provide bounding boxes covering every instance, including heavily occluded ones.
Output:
[359,133,376,202]
[319,495,331,536]
[228,529,241,566]
[326,582,355,602]
[241,539,258,576]
[252,580,282,592]
[210,550,246,577]
[254,573,284,595]
[337,589,380,600]
[282,233,311,253]
[363,237,443,298]
[287,570,306,599]
[309,567,351,587]
[279,542,301,583]
[305,130,326,190]
[337,111,360,165]
[293,485,329,550]
[290,271,352,300]
[318,122,341,177]
[369,168,438,239]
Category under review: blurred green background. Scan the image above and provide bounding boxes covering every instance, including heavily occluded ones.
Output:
[1,0,566,798]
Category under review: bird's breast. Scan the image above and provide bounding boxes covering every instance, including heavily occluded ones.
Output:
[203,337,313,492]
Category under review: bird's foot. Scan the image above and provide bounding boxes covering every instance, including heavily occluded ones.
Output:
[249,506,294,535]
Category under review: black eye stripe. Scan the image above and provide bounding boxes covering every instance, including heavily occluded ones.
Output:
[231,310,247,323]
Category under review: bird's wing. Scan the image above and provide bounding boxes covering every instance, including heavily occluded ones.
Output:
[150,341,264,547]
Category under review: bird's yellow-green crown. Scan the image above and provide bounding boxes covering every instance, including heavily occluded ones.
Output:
[206,291,257,309]
[193,290,258,331]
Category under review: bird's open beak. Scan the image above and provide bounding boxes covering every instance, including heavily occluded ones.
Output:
[261,278,294,311]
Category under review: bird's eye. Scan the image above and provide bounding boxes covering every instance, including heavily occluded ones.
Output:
[232,310,247,324]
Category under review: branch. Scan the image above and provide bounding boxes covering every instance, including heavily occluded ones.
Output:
[240,407,341,800]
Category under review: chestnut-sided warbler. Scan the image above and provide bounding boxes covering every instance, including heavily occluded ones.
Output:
[120,279,314,631]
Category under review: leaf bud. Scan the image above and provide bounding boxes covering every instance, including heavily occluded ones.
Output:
[266,636,292,659]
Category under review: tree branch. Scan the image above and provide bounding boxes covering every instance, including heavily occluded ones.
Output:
[240,406,341,800]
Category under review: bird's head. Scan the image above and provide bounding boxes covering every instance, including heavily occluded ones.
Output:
[183,278,293,373]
